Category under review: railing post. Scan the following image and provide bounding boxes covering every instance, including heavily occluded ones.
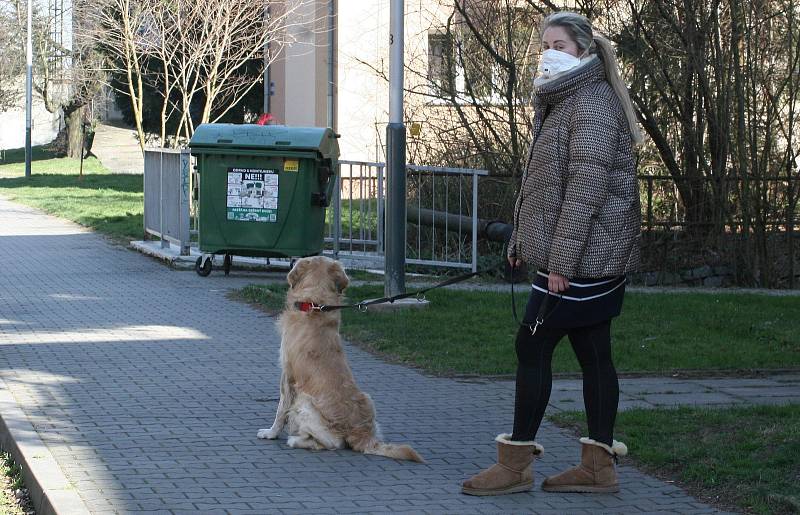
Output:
[333,170,341,259]
[377,163,385,254]
[788,173,795,289]
[647,176,654,235]
[159,151,168,249]
[472,172,478,272]
[179,149,191,255]
[143,151,149,241]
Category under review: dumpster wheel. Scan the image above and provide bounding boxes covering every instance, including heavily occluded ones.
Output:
[223,254,232,276]
[195,256,212,277]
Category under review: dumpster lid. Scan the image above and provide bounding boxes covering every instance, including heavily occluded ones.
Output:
[188,124,339,161]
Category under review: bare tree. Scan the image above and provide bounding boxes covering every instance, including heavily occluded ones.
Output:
[365,0,800,286]
[617,0,800,286]
[0,0,103,157]
[84,0,311,150]
[141,0,181,146]
[82,0,150,151]
[379,0,547,220]
[0,0,23,111]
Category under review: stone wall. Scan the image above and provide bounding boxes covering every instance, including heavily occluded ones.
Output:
[628,265,735,287]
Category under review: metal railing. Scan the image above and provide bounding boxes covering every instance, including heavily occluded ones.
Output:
[406,164,487,270]
[638,174,799,232]
[329,160,385,256]
[143,148,192,255]
[326,160,487,271]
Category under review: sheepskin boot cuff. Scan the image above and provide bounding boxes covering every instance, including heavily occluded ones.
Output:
[579,437,628,457]
[495,434,544,455]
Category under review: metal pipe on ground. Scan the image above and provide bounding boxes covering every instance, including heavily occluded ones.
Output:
[406,208,512,243]
[406,208,527,281]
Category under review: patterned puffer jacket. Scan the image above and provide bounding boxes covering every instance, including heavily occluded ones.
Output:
[508,56,641,278]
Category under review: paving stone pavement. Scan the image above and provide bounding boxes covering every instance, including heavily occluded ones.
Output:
[547,374,800,413]
[92,123,144,174]
[0,197,738,514]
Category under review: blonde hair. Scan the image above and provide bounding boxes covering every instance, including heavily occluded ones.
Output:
[542,12,643,145]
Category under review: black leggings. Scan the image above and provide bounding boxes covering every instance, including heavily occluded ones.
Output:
[510,320,618,445]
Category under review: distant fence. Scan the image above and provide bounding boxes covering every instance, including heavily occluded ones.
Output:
[636,173,799,288]
[639,174,799,232]
[143,149,192,255]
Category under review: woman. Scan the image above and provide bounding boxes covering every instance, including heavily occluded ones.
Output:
[462,12,642,496]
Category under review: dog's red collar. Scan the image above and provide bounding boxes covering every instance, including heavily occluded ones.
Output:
[295,301,323,312]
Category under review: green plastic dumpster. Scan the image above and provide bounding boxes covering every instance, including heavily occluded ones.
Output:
[188,123,339,276]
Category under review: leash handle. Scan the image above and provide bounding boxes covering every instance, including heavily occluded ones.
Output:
[511,266,562,334]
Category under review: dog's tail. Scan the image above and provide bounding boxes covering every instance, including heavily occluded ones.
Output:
[361,439,425,463]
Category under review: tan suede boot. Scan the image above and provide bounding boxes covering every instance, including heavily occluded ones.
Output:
[461,434,544,496]
[541,437,627,493]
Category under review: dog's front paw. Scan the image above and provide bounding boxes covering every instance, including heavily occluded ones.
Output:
[257,427,281,440]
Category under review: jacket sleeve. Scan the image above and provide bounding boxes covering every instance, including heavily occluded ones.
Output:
[507,228,519,258]
[547,93,619,278]
[508,141,536,259]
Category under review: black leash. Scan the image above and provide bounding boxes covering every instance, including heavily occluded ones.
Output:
[510,269,562,335]
[296,259,564,334]
[295,269,487,313]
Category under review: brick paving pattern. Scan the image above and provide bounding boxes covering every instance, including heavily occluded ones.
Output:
[0,198,732,514]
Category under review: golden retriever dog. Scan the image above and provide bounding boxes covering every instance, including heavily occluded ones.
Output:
[257,256,424,463]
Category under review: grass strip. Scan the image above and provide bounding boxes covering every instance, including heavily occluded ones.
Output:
[0,173,143,242]
[550,406,800,515]
[238,283,800,375]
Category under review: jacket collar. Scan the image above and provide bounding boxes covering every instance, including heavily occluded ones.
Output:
[533,56,605,107]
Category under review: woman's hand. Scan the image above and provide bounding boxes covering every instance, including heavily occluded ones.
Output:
[508,256,524,268]
[548,272,570,293]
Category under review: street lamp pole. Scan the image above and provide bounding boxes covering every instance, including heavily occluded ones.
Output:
[384,0,405,296]
[25,0,33,178]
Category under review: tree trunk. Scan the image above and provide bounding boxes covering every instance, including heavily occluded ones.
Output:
[64,104,86,160]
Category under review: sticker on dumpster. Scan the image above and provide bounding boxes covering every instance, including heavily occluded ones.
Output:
[226,168,279,222]
[284,159,299,172]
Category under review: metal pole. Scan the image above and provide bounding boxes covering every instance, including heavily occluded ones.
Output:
[327,0,335,130]
[385,0,406,296]
[263,6,271,115]
[25,0,32,178]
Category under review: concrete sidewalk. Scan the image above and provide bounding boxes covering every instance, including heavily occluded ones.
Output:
[549,374,800,413]
[0,197,741,514]
[92,123,144,175]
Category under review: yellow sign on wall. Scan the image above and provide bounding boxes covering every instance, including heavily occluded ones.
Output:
[284,159,299,172]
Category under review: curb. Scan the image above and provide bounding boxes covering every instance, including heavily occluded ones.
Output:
[0,385,90,515]
[129,240,390,274]
[129,240,292,272]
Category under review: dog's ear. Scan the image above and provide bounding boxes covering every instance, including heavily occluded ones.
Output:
[287,259,311,288]
[330,261,349,293]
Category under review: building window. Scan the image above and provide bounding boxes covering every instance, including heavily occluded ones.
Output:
[428,32,455,96]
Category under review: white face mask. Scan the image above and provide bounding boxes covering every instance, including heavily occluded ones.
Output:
[536,49,582,80]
